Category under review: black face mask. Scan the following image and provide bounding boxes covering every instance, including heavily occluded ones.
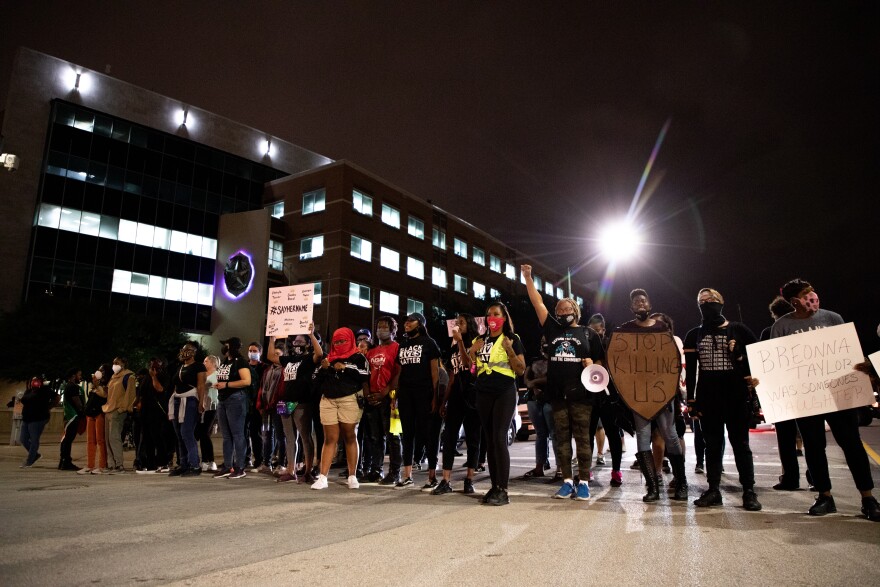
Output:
[699,302,726,327]
[221,345,229,356]
[291,345,306,356]
[556,314,576,326]
[635,310,649,321]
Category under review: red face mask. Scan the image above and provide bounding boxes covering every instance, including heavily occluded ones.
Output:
[486,316,506,332]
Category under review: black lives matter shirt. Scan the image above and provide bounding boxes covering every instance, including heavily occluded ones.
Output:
[397,335,442,393]
[216,356,249,401]
[474,333,526,394]
[279,354,317,403]
[543,316,605,402]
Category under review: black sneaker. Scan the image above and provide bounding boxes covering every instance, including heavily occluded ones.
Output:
[475,464,486,473]
[181,467,202,477]
[861,496,880,522]
[463,478,475,495]
[394,477,413,488]
[481,486,499,504]
[808,494,837,516]
[485,487,510,506]
[742,490,762,511]
[168,466,187,477]
[228,468,247,480]
[421,477,439,491]
[213,467,232,478]
[365,471,383,483]
[379,472,400,486]
[694,489,723,508]
[432,479,453,495]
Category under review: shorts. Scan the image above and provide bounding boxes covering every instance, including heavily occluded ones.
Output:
[319,394,363,426]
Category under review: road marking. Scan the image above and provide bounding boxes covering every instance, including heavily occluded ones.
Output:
[863,441,880,466]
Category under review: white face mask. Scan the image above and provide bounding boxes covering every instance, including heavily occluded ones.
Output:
[111,364,122,374]
[248,352,261,361]
[94,370,103,380]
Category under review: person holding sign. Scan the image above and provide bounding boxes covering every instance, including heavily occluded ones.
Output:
[765,278,879,521]
[683,288,762,511]
[522,265,601,501]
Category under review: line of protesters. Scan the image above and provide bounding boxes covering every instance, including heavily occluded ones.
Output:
[20,274,879,521]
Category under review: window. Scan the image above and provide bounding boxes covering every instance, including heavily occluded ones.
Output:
[313,282,322,305]
[300,235,324,260]
[303,188,325,215]
[380,246,400,271]
[534,275,542,290]
[350,235,372,262]
[111,269,213,304]
[269,239,283,271]
[473,281,486,300]
[379,291,399,314]
[520,271,527,285]
[556,287,564,299]
[454,274,467,294]
[544,281,553,295]
[490,287,500,299]
[407,257,424,280]
[381,204,400,228]
[432,266,447,288]
[407,298,424,315]
[505,263,516,280]
[408,216,425,239]
[472,247,485,266]
[37,203,61,229]
[490,255,501,273]
[576,296,584,307]
[353,189,373,216]
[432,227,446,250]
[453,237,467,258]
[349,282,371,307]
[270,200,284,219]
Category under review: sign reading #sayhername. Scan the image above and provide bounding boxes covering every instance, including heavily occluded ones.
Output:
[745,322,872,424]
[607,331,681,421]
[265,283,314,336]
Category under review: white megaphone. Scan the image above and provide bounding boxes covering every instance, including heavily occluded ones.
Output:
[581,364,610,393]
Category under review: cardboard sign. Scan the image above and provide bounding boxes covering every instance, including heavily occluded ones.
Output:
[606,330,682,420]
[445,317,486,338]
[265,284,314,336]
[745,322,872,424]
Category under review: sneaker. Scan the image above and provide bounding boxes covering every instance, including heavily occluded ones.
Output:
[135,468,157,475]
[421,477,439,492]
[91,468,109,475]
[228,468,247,480]
[311,474,329,490]
[168,466,187,477]
[610,470,623,487]
[257,464,273,475]
[694,489,723,508]
[277,473,296,483]
[595,455,605,466]
[553,481,575,499]
[77,467,93,475]
[463,478,475,495]
[475,464,486,473]
[481,486,500,504]
[861,496,880,522]
[181,467,202,477]
[157,466,171,473]
[772,480,800,491]
[485,487,510,506]
[394,477,414,489]
[575,481,591,501]
[742,490,762,511]
[60,461,80,471]
[365,471,383,483]
[213,467,232,478]
[808,494,837,516]
[432,479,453,495]
[110,466,125,474]
[694,465,705,475]
[203,461,218,472]
[379,473,400,486]
[347,475,360,489]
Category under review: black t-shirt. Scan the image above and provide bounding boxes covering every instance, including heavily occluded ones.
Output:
[279,354,317,403]
[543,317,605,402]
[315,353,369,399]
[397,335,442,391]
[21,386,55,422]
[172,362,206,393]
[446,339,476,398]
[616,319,670,333]
[475,333,525,394]
[683,321,756,402]
[217,356,250,401]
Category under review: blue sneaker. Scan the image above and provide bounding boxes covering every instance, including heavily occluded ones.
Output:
[553,481,575,499]
[575,481,591,501]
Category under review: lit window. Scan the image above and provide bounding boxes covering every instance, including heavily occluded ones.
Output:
[380,246,400,271]
[379,291,399,314]
[407,257,424,280]
[269,239,284,271]
[119,219,138,244]
[408,216,424,239]
[505,263,516,280]
[37,204,61,229]
[80,212,100,236]
[407,298,424,315]
[351,235,372,262]
[129,272,150,297]
[432,266,447,288]
[381,204,400,228]
[349,281,371,307]
[300,236,324,260]
[170,230,187,252]
[59,208,82,232]
[473,247,485,266]
[303,188,326,215]
[182,280,199,303]
[432,228,446,250]
[111,269,132,293]
[313,282,322,305]
[453,238,467,258]
[201,238,217,259]
[490,255,501,273]
[556,287,564,299]
[136,223,154,248]
[454,274,467,294]
[490,288,500,299]
[544,281,553,296]
[576,296,584,307]
[149,275,166,299]
[473,281,486,300]
[185,234,202,256]
[270,201,284,219]
[166,279,183,301]
[533,275,542,290]
[99,216,118,240]
[110,269,214,304]
[520,271,527,285]
[198,283,214,305]
[153,226,171,250]
[353,189,373,216]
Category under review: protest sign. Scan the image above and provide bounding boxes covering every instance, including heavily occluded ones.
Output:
[265,283,314,336]
[745,322,872,424]
[606,330,681,420]
[445,317,486,337]
[869,350,880,375]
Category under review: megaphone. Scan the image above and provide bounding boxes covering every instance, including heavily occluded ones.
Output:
[581,364,610,393]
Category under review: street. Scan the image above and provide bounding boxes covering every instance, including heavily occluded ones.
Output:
[2,422,879,586]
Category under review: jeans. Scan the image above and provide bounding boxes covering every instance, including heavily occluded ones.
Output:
[105,410,127,469]
[797,408,874,493]
[218,391,248,470]
[245,399,264,467]
[172,396,200,469]
[20,419,49,465]
[261,412,284,467]
[634,408,681,455]
[475,384,517,489]
[527,400,555,470]
[551,399,593,480]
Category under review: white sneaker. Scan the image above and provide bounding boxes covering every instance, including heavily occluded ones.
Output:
[311,474,328,490]
[76,468,93,475]
[348,475,360,489]
[207,461,217,471]
[200,462,209,472]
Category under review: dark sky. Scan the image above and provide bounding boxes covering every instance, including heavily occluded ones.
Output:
[2,2,878,350]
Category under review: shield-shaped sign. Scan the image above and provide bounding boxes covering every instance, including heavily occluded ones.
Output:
[606,330,682,421]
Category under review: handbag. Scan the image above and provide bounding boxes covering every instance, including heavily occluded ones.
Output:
[84,391,106,417]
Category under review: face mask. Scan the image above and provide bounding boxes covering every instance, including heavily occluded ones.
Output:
[94,370,103,380]
[376,328,391,341]
[221,345,229,356]
[799,291,820,313]
[635,310,649,321]
[248,352,261,361]
[291,345,305,356]
[556,314,575,326]
[178,348,195,362]
[699,301,725,326]
[486,316,506,332]
[32,380,42,388]
[112,364,122,374]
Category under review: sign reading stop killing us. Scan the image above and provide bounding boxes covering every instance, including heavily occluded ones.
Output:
[265,283,314,337]
[745,323,872,424]
[606,331,682,421]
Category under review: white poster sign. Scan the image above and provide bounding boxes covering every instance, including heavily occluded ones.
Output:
[265,283,314,337]
[869,350,880,375]
[745,322,873,424]
[445,317,487,337]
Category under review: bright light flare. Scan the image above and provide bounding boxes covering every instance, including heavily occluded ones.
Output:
[599,220,641,262]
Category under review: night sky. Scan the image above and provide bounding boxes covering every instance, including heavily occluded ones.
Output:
[2,2,878,351]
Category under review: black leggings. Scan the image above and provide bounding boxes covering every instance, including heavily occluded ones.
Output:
[195,409,216,463]
[798,408,874,493]
[699,379,755,491]
[442,394,481,470]
[475,384,517,489]
[399,387,440,469]
[588,396,623,471]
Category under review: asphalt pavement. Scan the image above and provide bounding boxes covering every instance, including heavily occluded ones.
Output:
[1,420,879,586]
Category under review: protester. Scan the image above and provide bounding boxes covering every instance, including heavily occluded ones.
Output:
[58,368,85,471]
[134,359,168,474]
[586,313,624,488]
[79,365,110,474]
[168,342,208,477]
[19,376,55,468]
[256,350,285,475]
[197,355,220,472]
[103,357,137,473]
[520,338,554,480]
[363,317,403,485]
[214,337,252,480]
[244,342,268,472]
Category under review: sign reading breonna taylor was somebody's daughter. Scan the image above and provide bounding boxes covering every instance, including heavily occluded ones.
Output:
[746,322,872,424]
[265,283,314,337]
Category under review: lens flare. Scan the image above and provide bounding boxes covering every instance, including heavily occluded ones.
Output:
[599,220,641,262]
